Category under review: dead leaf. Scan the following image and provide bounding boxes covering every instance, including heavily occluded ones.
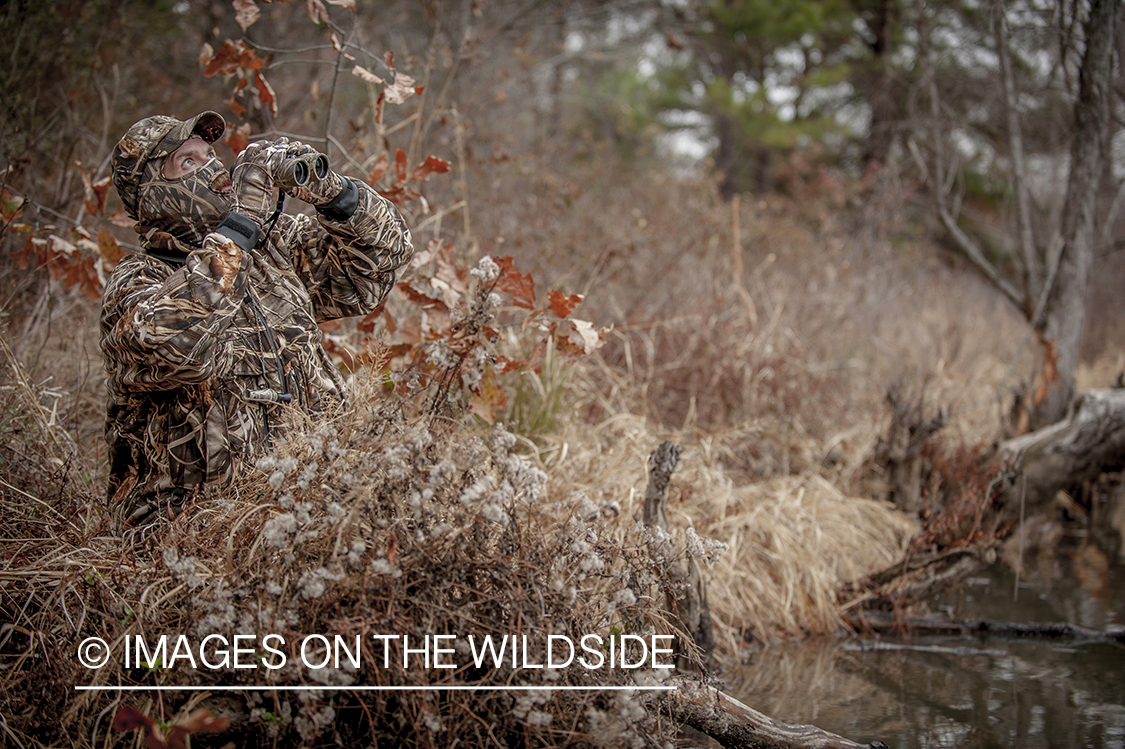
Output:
[494,255,536,310]
[547,289,582,319]
[225,123,251,155]
[410,155,451,183]
[306,0,329,24]
[97,229,124,266]
[330,30,355,59]
[108,210,133,228]
[325,0,355,8]
[564,319,605,354]
[394,149,408,183]
[204,39,264,77]
[198,42,214,71]
[383,72,418,105]
[366,153,390,186]
[233,0,260,30]
[352,64,384,85]
[254,70,278,117]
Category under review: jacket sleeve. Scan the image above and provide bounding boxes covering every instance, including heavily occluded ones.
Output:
[99,236,250,392]
[280,181,414,322]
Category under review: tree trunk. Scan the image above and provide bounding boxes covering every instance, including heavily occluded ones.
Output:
[1031,0,1119,428]
[863,0,897,167]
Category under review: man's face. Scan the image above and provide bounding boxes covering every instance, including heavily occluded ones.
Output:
[162,136,222,180]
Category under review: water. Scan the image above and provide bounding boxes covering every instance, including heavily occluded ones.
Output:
[726,529,1125,748]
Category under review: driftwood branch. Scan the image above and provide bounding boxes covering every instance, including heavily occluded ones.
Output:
[658,678,886,749]
[844,544,999,609]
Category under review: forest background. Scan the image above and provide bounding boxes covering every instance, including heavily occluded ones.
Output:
[1,0,1124,747]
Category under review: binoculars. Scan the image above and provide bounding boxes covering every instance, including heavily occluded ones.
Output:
[274,153,330,189]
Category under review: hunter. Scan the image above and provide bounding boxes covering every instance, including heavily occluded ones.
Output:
[102,110,413,535]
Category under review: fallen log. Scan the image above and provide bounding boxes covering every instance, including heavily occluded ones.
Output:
[659,677,888,749]
[844,609,1125,643]
[998,388,1125,519]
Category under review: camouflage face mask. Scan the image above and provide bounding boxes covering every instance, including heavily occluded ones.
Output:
[136,155,233,247]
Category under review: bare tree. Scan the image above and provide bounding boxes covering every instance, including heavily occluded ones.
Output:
[912,0,1121,430]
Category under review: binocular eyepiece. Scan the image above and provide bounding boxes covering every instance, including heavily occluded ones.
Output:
[274,153,330,189]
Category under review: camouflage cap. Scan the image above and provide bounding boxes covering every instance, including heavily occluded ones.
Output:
[111,111,226,220]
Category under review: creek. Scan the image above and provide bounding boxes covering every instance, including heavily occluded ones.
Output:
[728,525,1125,748]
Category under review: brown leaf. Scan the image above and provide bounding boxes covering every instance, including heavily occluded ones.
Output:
[560,318,605,354]
[494,255,536,310]
[233,0,260,31]
[225,123,251,155]
[76,161,110,216]
[325,0,355,8]
[254,70,278,117]
[98,229,124,266]
[398,283,447,311]
[393,149,408,183]
[113,705,155,734]
[366,153,390,186]
[225,95,247,119]
[330,30,355,59]
[547,289,582,319]
[352,65,383,85]
[410,155,451,183]
[383,72,418,105]
[204,39,264,77]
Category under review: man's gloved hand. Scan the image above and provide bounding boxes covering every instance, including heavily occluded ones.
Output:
[230,137,297,226]
[215,137,303,251]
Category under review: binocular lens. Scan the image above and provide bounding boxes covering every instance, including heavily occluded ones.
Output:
[274,153,330,189]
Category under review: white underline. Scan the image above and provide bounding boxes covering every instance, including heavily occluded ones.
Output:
[76,685,676,692]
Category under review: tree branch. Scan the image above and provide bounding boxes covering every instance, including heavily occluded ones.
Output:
[993,0,1041,298]
[937,206,1026,311]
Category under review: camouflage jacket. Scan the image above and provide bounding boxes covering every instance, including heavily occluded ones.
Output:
[100,183,412,513]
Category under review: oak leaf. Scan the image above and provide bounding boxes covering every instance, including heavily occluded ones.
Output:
[411,155,451,183]
[203,39,264,77]
[493,255,536,310]
[547,289,582,319]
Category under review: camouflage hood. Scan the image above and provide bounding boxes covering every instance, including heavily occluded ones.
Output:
[112,111,231,246]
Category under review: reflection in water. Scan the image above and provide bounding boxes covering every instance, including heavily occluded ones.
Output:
[725,535,1125,748]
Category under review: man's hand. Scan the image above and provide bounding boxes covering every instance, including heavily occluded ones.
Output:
[201,233,244,293]
[229,138,297,227]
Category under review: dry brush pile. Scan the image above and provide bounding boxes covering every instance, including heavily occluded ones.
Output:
[2,361,699,748]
